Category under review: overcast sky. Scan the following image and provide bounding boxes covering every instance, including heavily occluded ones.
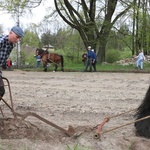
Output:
[0,1,53,34]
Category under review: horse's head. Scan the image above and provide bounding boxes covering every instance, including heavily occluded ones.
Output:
[36,48,48,59]
[36,48,44,55]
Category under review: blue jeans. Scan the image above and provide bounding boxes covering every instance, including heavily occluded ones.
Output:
[136,59,143,69]
[36,61,41,68]
[84,58,92,72]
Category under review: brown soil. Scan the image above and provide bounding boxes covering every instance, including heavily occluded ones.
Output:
[0,70,150,150]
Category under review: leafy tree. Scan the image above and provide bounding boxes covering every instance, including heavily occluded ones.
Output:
[40,30,59,48]
[20,50,26,65]
[108,24,132,51]
[41,28,70,49]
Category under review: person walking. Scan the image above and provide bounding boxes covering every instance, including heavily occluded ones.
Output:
[0,26,24,97]
[91,49,97,72]
[135,50,145,70]
[84,46,94,72]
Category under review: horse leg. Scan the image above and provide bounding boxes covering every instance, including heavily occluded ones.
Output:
[61,65,64,72]
[43,63,47,72]
[54,65,58,72]
[60,55,64,72]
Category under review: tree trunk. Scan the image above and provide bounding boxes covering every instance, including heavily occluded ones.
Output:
[132,0,136,55]
[97,28,111,62]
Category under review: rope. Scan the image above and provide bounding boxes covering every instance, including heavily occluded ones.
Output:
[101,115,150,135]
[95,108,136,128]
[106,108,136,120]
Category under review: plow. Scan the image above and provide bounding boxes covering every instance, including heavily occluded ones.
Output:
[0,77,76,137]
[1,77,150,140]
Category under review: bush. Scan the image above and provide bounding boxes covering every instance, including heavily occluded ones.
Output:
[119,48,132,59]
[106,50,121,63]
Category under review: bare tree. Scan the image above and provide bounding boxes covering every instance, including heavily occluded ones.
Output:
[54,0,133,62]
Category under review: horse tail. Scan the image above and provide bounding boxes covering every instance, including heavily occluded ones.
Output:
[60,55,64,71]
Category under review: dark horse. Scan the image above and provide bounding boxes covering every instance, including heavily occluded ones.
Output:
[36,48,64,72]
[134,86,150,138]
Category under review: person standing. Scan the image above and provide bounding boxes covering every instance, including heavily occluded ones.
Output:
[91,49,97,72]
[0,26,24,97]
[34,50,41,68]
[135,50,145,70]
[84,46,94,72]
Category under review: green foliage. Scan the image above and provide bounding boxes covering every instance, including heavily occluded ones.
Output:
[41,28,69,49]
[106,49,121,63]
[26,54,36,66]
[22,30,40,47]
[20,50,26,65]
[107,23,133,57]
[105,48,132,64]
[119,48,132,59]
[55,47,83,66]
[41,30,54,47]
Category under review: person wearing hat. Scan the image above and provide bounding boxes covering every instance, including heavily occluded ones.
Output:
[84,46,94,72]
[0,26,24,97]
[34,50,41,68]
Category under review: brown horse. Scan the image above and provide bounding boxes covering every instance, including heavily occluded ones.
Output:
[36,48,64,72]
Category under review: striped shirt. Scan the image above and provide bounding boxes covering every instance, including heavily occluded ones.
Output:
[0,35,14,67]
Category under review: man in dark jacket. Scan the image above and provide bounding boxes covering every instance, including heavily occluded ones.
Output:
[84,46,94,72]
[92,49,97,72]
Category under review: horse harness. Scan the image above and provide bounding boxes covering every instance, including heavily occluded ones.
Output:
[37,49,61,66]
[47,52,60,66]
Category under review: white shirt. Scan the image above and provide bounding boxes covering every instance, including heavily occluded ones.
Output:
[136,52,145,61]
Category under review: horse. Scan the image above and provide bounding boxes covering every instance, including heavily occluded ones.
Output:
[134,86,150,138]
[36,48,64,72]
